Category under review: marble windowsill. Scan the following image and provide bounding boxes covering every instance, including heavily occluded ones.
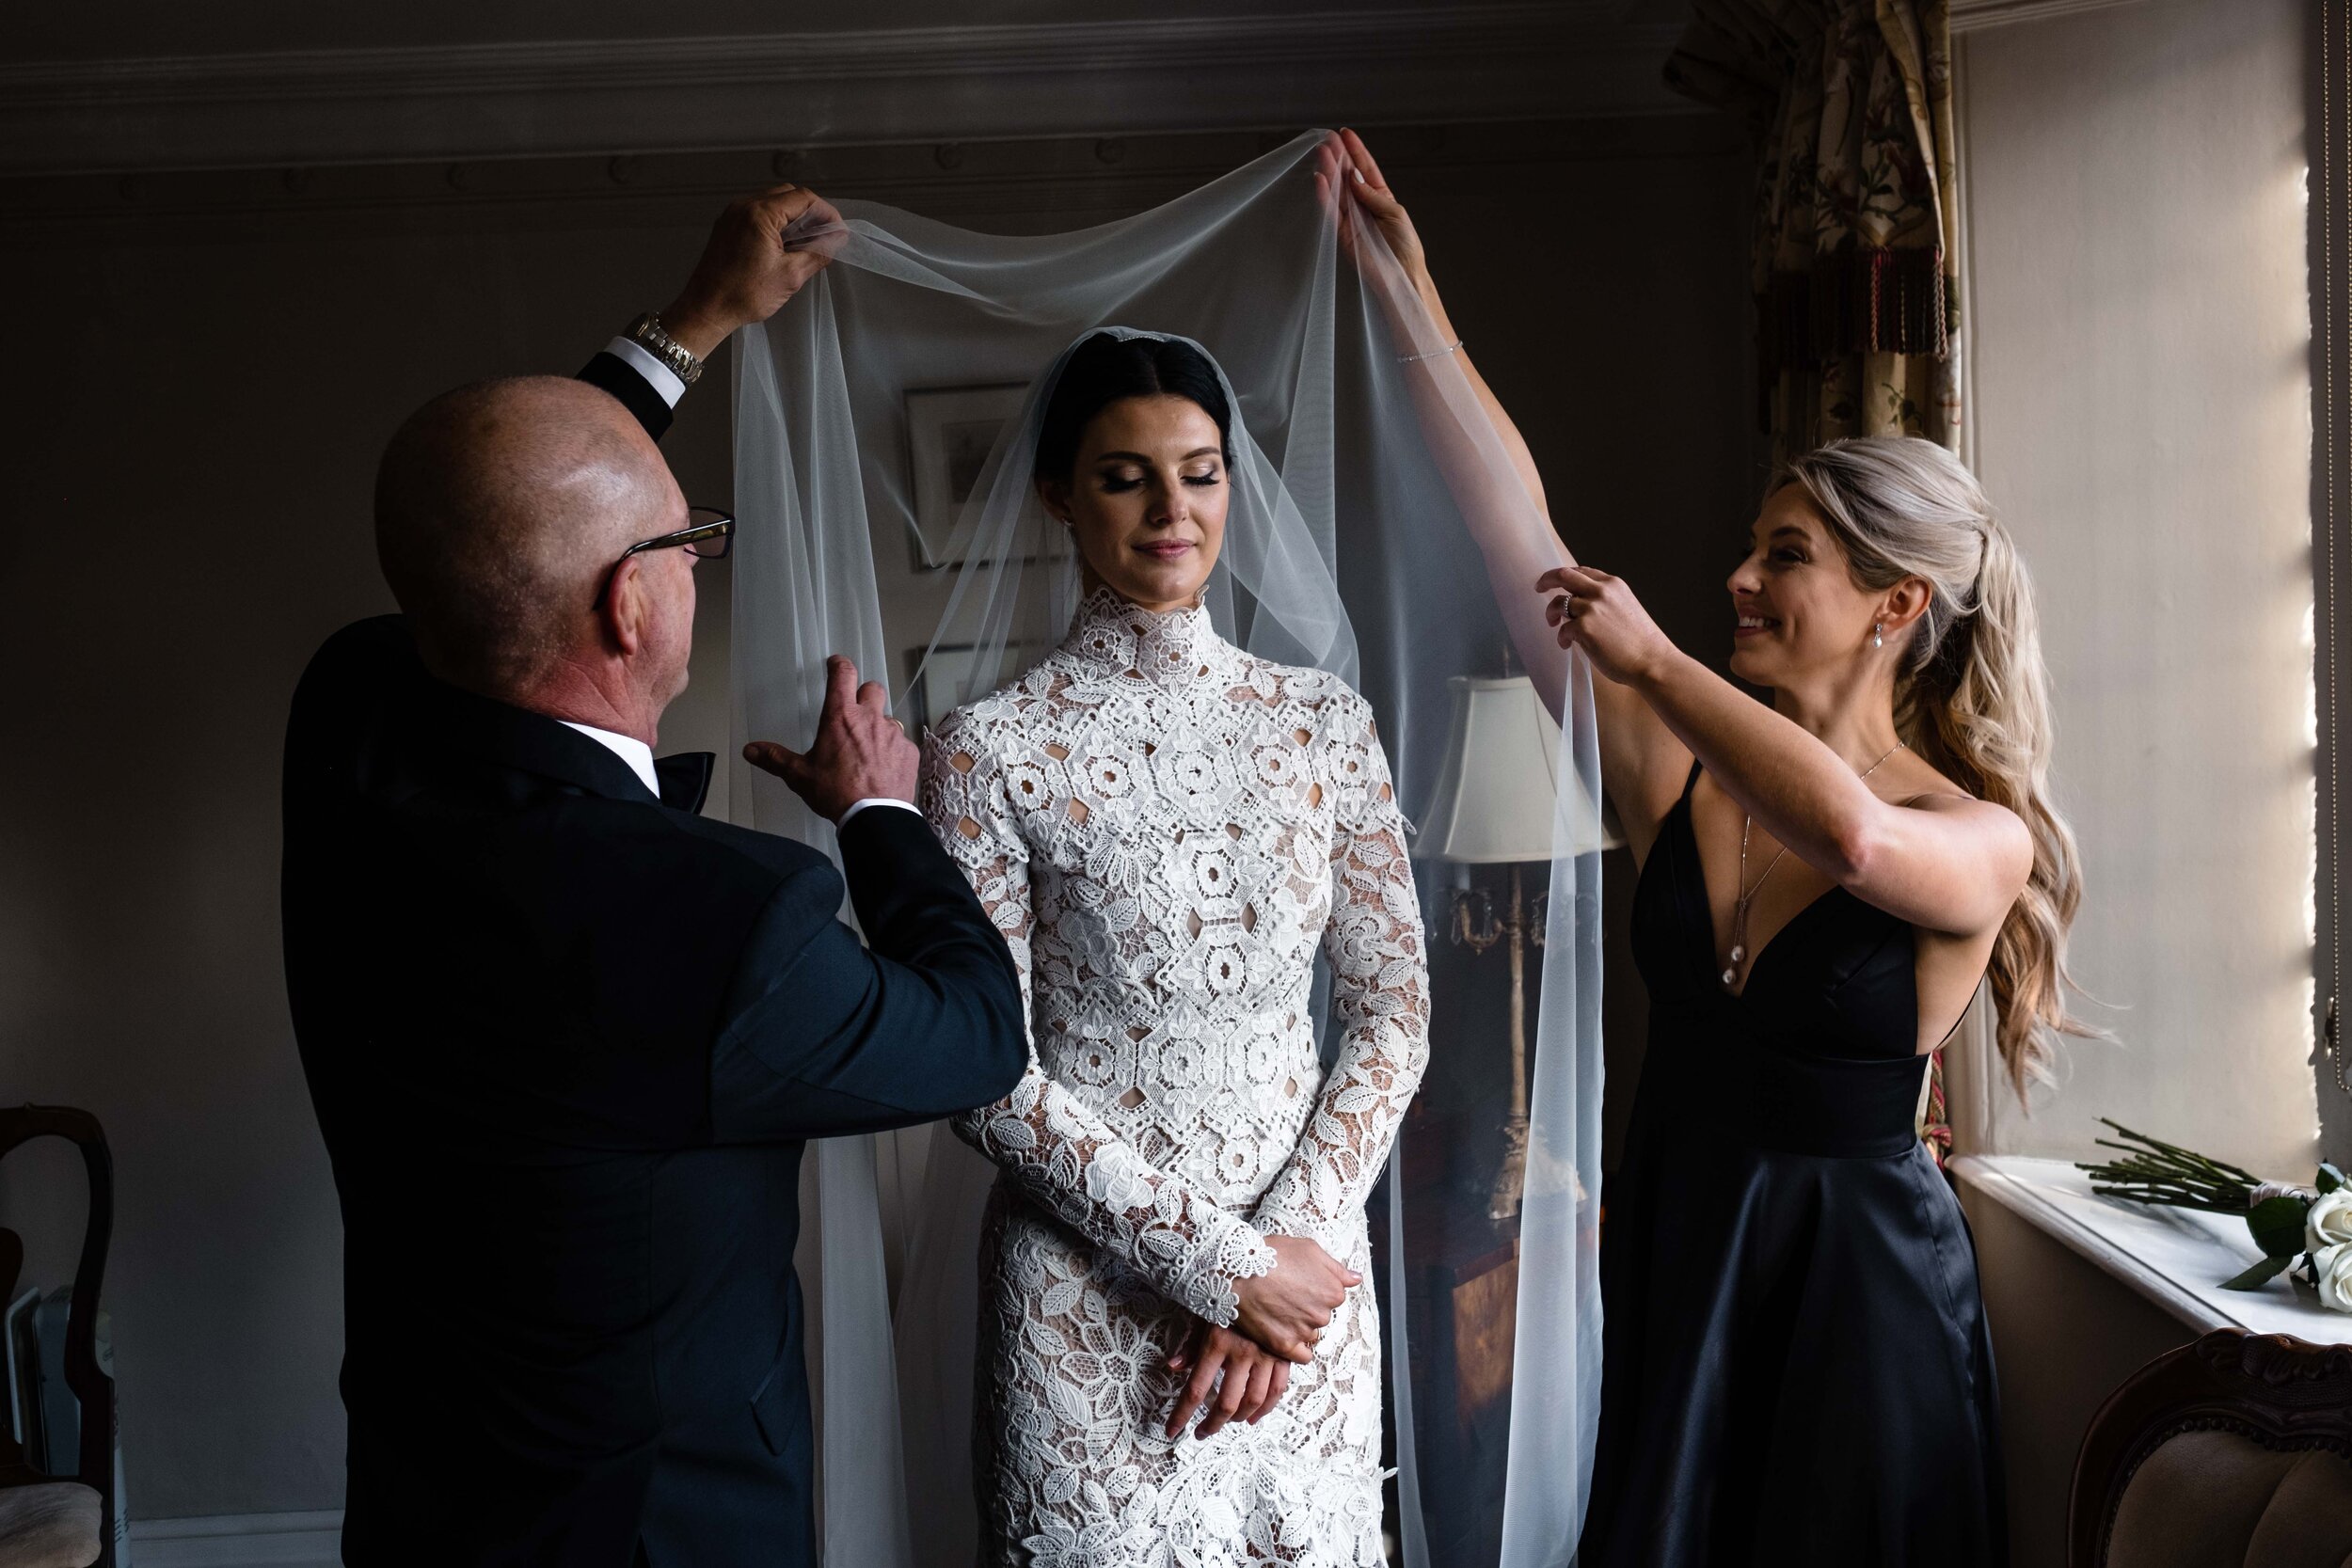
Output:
[1951,1154,2352,1348]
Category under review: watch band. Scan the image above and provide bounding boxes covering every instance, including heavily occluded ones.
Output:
[625,312,705,387]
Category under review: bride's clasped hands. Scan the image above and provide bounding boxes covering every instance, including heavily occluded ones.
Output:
[1163,1232,1360,1436]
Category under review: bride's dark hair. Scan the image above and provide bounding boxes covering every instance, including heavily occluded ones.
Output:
[1034,332,1232,481]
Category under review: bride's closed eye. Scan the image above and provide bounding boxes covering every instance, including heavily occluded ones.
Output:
[1096,467,1224,493]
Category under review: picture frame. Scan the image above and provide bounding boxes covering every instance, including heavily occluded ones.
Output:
[904,383,1029,571]
[904,641,1051,730]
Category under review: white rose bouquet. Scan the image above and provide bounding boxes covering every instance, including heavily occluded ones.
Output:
[2076,1120,2352,1309]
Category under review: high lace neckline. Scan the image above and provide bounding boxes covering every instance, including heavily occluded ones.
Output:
[1061,584,1226,685]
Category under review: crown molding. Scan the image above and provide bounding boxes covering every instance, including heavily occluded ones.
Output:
[0,6,1695,178]
[1949,0,2153,32]
[0,116,1750,240]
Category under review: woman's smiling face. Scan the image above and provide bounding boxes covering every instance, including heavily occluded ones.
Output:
[1040,393,1229,613]
[1724,482,1888,687]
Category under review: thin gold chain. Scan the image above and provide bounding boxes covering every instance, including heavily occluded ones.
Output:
[1725,740,1905,985]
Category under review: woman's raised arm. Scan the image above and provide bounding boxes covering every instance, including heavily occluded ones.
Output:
[1320,129,1692,848]
[1543,562,2033,936]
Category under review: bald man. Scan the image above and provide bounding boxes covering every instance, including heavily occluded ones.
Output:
[281,187,1025,1568]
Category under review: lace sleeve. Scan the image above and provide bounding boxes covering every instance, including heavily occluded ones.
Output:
[920,712,1277,1325]
[1251,692,1432,1249]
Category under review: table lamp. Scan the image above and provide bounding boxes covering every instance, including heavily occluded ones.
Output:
[1418,673,1613,1219]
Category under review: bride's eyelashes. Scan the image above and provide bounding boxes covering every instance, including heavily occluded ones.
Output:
[1094,467,1225,494]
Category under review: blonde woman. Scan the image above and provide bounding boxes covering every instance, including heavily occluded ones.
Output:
[1541,438,2086,1564]
[1328,133,2083,1560]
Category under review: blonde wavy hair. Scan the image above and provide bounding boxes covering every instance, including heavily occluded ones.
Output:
[1778,436,2095,1098]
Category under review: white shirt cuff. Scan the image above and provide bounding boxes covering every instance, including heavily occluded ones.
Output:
[604,336,687,409]
[839,798,923,826]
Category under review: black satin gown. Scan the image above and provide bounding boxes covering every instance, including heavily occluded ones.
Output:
[1578,763,2006,1566]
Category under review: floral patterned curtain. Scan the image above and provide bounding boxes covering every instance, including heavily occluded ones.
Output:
[1667,0,1963,465]
[1666,0,1963,1163]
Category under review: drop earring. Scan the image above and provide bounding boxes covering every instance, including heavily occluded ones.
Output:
[1872,622,1883,649]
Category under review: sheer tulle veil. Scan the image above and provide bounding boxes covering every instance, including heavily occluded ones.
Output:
[729,131,1606,1567]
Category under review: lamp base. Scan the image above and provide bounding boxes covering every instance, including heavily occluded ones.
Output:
[1487,1111,1530,1221]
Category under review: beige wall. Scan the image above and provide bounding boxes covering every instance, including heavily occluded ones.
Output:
[1955,1180,2199,1568]
[1953,3,2317,1559]
[0,120,1753,1519]
[1957,0,2319,1175]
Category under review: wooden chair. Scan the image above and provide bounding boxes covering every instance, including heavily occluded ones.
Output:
[2070,1327,2352,1568]
[0,1108,116,1568]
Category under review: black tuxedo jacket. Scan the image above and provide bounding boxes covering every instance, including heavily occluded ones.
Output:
[286,353,1024,1567]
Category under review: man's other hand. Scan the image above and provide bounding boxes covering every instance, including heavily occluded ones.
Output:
[660,184,844,359]
[742,656,915,824]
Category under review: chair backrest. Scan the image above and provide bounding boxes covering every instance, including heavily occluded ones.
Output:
[2070,1327,2352,1568]
[0,1107,115,1556]
[0,1224,24,1480]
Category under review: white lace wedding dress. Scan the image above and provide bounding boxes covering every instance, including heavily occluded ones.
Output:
[920,586,1432,1567]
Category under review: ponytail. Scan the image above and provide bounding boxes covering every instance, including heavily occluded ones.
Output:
[1781,437,2098,1098]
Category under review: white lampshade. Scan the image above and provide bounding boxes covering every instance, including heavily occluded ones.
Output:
[1416,674,1615,863]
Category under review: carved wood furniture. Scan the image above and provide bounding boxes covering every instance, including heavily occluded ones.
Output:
[0,1107,115,1568]
[2069,1327,2352,1568]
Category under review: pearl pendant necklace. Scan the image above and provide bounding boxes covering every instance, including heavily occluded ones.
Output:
[1721,741,1905,990]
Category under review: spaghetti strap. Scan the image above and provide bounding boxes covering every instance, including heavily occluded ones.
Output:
[1679,758,1703,804]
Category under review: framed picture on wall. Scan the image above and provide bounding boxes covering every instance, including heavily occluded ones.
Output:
[905,641,1051,729]
[906,383,1028,571]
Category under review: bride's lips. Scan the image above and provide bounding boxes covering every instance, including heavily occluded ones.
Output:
[1732,610,1781,640]
[1135,541,1196,561]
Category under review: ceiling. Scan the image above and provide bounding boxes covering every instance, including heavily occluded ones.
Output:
[18,0,1431,59]
[9,0,1694,62]
[2,0,1706,177]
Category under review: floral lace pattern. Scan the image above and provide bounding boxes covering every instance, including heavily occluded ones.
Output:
[921,587,1431,1566]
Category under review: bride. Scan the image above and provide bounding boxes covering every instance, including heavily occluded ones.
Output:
[917,328,1431,1565]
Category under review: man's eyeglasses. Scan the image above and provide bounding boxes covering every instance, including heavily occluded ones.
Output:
[592,507,734,611]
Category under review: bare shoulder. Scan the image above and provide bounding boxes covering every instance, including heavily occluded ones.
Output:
[1884,752,2034,889]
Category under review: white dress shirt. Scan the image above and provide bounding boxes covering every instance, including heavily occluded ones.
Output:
[560,719,914,825]
[560,720,662,796]
[603,336,688,409]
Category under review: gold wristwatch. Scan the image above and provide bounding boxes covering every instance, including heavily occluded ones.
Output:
[625,312,705,386]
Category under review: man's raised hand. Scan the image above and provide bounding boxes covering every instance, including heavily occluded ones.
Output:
[743,656,916,824]
[660,183,845,360]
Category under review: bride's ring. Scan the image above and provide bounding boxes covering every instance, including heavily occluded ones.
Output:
[1554,594,1577,620]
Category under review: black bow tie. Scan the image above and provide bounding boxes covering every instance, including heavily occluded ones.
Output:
[655,752,715,815]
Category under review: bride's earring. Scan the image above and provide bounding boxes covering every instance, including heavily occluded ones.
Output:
[1872,622,1883,650]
